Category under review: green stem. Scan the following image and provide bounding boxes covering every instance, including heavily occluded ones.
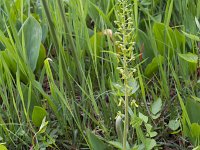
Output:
[122,2,128,148]
[123,77,129,150]
[123,45,129,149]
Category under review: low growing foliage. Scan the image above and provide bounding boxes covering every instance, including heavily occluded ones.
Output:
[0,0,200,149]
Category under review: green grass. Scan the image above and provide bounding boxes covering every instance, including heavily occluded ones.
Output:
[0,0,200,149]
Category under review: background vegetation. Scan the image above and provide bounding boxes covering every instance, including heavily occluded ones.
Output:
[0,0,200,149]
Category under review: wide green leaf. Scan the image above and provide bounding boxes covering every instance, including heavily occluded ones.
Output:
[182,31,200,41]
[145,124,157,138]
[137,30,154,63]
[139,112,148,123]
[186,98,200,124]
[128,78,139,95]
[168,120,180,131]
[19,16,42,71]
[112,78,139,96]
[86,129,108,150]
[32,106,47,127]
[0,145,8,150]
[151,98,162,115]
[178,53,198,64]
[144,55,164,77]
[145,138,156,150]
[153,23,176,57]
[190,123,200,145]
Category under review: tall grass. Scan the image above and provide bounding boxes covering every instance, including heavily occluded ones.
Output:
[0,0,199,149]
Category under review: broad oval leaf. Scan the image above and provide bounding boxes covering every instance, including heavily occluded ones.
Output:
[112,82,125,96]
[191,123,200,138]
[128,78,139,95]
[186,98,200,124]
[168,120,180,131]
[178,53,198,64]
[144,55,164,77]
[145,138,156,150]
[86,129,108,150]
[32,106,47,127]
[19,16,42,71]
[182,31,200,41]
[153,23,176,57]
[137,30,154,63]
[139,112,148,123]
[112,78,139,96]
[151,98,162,115]
[0,145,8,150]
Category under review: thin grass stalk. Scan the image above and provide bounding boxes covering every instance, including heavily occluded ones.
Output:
[3,2,23,59]
[57,0,84,83]
[1,58,21,123]
[44,59,90,145]
[16,67,28,120]
[122,5,129,148]
[41,0,77,97]
[41,0,59,51]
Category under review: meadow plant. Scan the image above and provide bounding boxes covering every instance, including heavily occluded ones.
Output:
[114,0,137,149]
